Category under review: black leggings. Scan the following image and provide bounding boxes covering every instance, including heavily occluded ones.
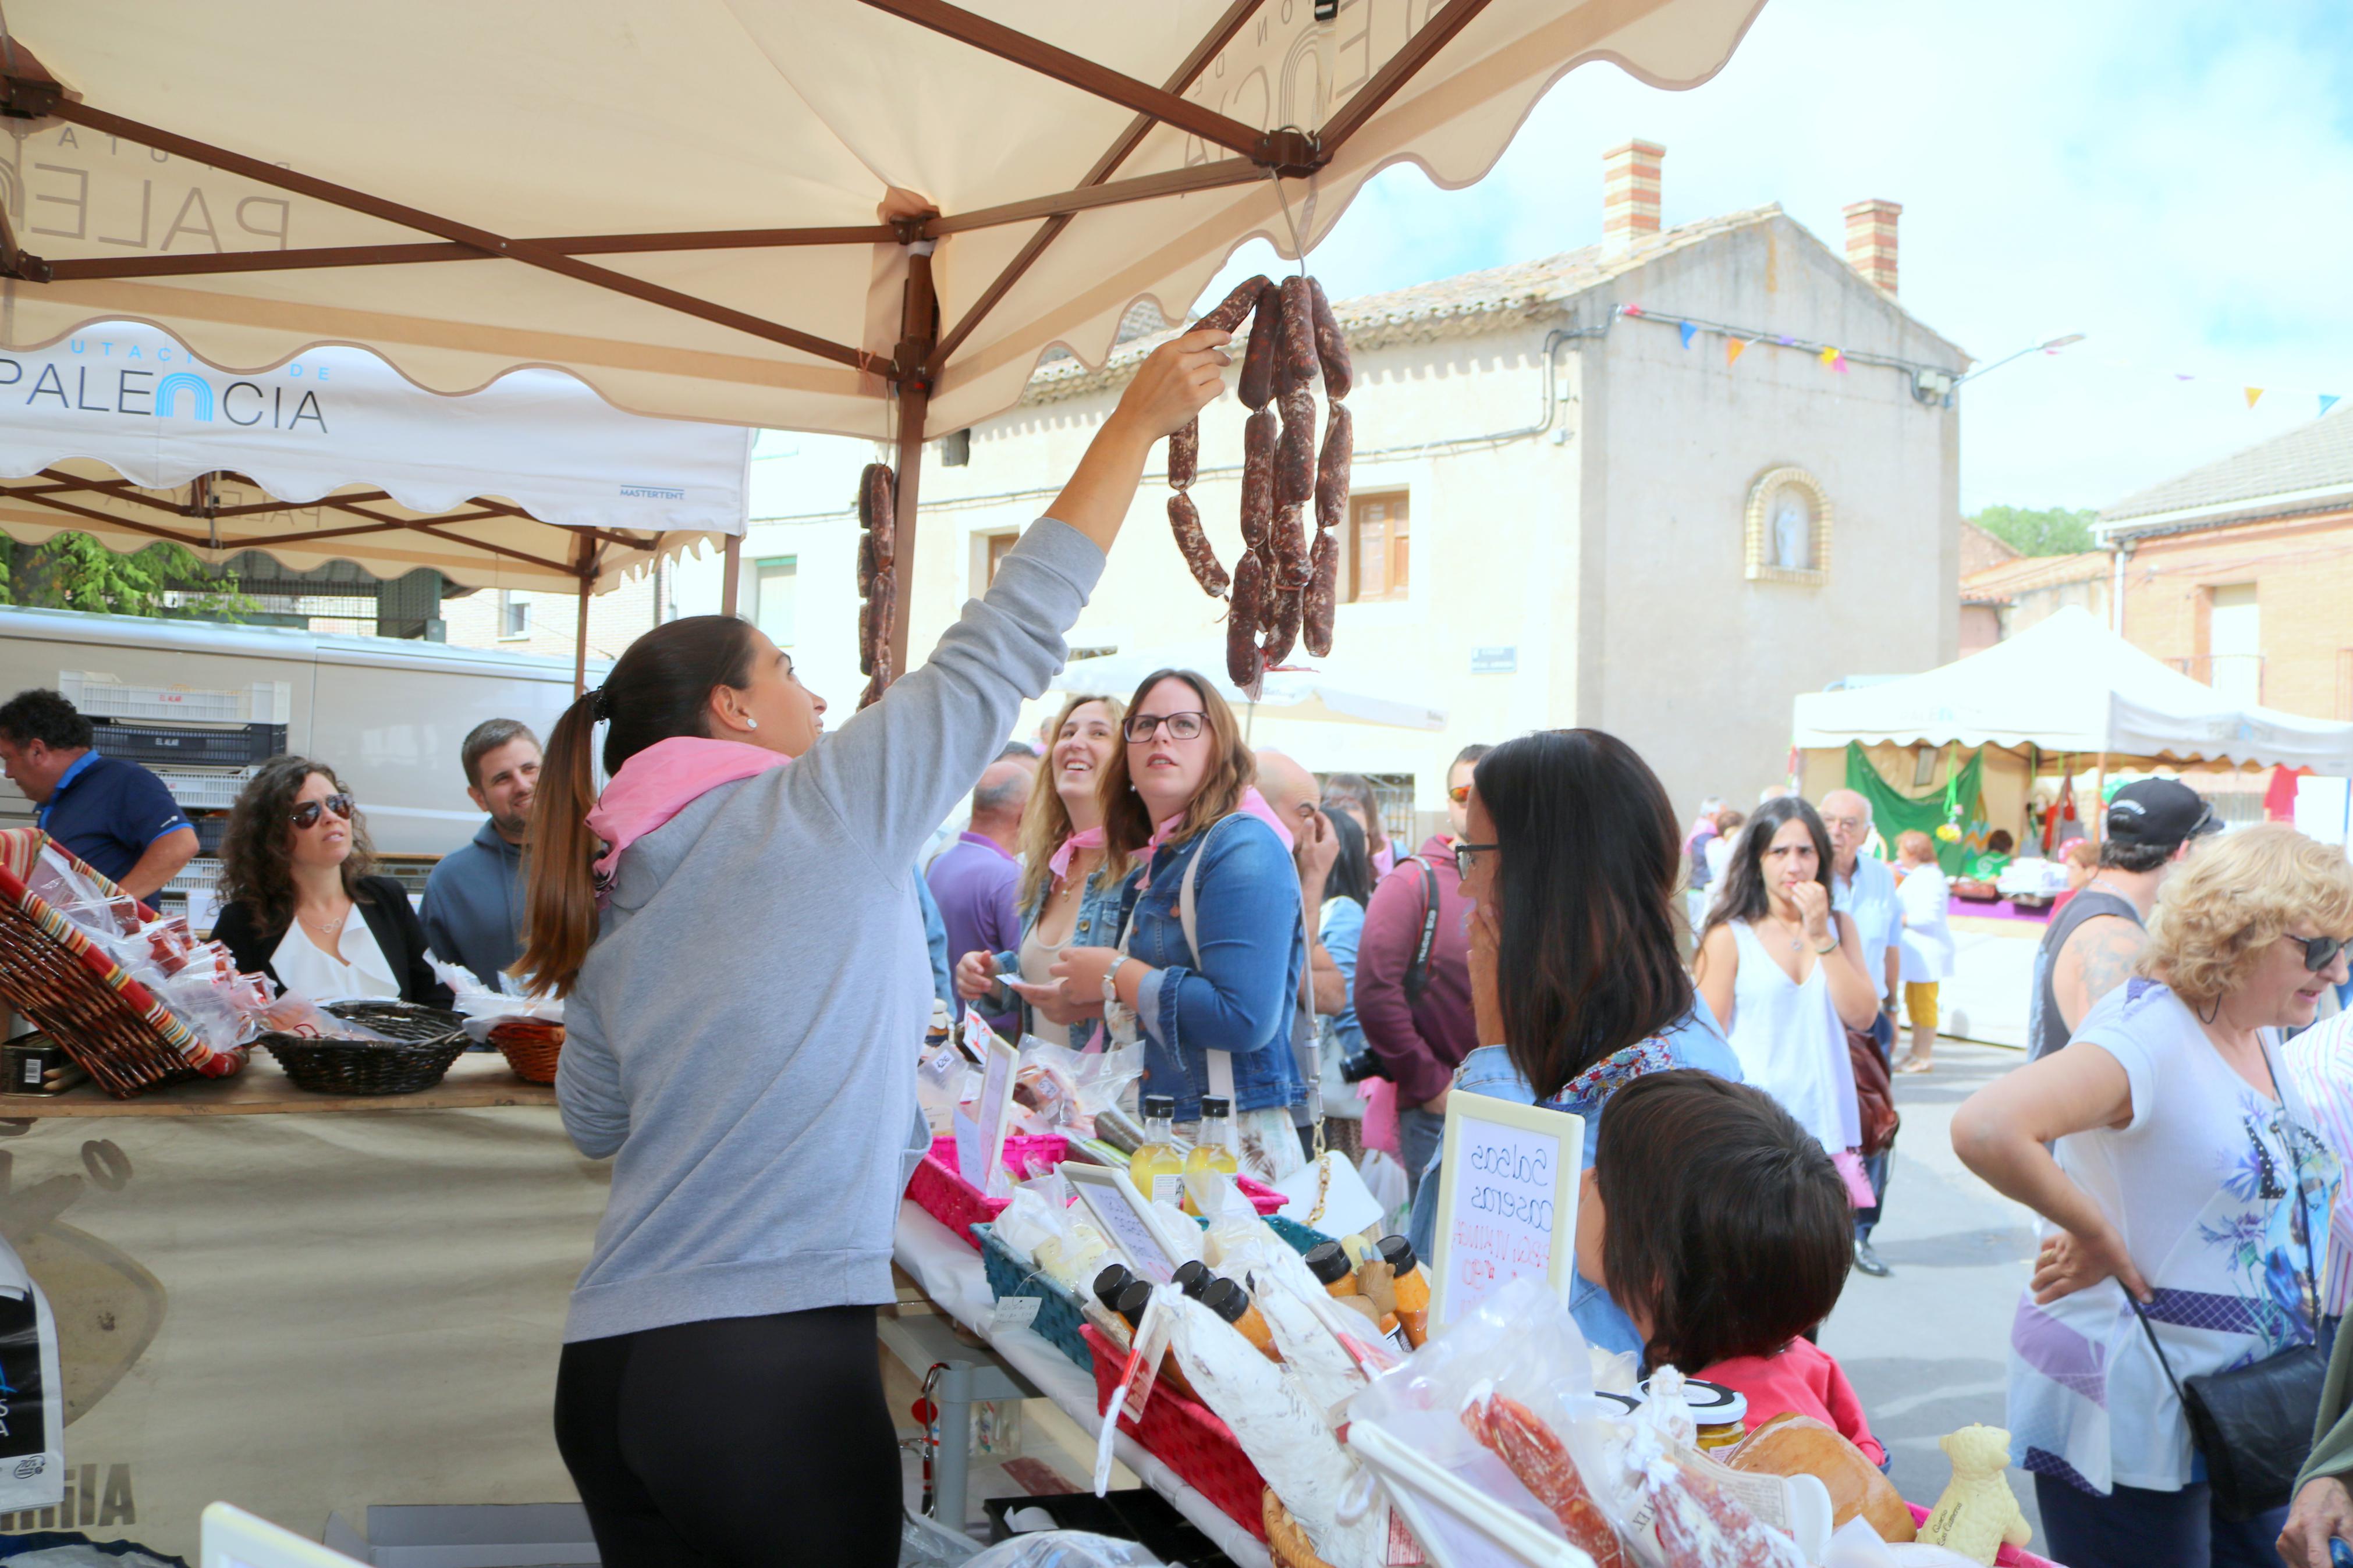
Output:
[553,1306,900,1568]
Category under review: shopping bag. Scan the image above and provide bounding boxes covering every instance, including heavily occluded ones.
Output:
[0,1233,65,1512]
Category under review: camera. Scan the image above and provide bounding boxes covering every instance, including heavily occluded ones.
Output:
[1339,1047,1387,1085]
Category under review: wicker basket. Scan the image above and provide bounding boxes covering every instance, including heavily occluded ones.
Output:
[1081,1323,1268,1539]
[489,1019,565,1083]
[259,1001,467,1096]
[1263,1492,1335,1568]
[0,829,246,1098]
[907,1133,1071,1248]
[973,1222,1094,1371]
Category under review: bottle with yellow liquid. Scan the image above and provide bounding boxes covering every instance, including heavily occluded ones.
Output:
[1182,1095,1241,1214]
[1128,1093,1187,1208]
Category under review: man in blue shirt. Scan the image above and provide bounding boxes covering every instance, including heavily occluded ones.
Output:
[0,688,197,901]
[421,718,541,990]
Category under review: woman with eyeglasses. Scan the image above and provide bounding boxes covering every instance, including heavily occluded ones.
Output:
[1953,823,2352,1567]
[210,755,454,1007]
[1046,670,1309,1181]
[1401,730,1742,1356]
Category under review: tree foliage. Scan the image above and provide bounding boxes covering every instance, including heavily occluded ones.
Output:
[1967,504,2099,557]
[0,534,255,621]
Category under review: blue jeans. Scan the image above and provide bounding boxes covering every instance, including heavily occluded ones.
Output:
[1399,1105,1445,1188]
[1856,1011,1894,1242]
[2033,1474,2286,1568]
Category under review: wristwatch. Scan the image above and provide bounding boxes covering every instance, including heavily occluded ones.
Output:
[1101,956,1130,1012]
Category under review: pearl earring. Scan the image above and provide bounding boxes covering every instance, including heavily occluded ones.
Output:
[746,718,758,730]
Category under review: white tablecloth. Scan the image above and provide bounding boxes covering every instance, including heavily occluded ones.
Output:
[890,1200,1273,1568]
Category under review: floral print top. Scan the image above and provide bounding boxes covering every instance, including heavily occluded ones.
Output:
[2008,978,2338,1495]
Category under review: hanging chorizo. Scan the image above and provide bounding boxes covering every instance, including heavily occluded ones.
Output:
[1277,385,1316,509]
[1240,405,1277,551]
[1167,492,1229,596]
[1303,531,1337,657]
[1277,276,1316,393]
[1237,282,1282,411]
[1308,278,1351,401]
[1315,400,1353,536]
[1227,548,1267,687]
[1169,417,1199,490]
[1259,581,1303,667]
[1271,501,1310,591]
[1197,274,1271,334]
[858,598,874,677]
[865,463,896,559]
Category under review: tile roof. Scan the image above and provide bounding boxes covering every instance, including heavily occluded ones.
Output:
[2100,406,2353,536]
[1024,204,1793,404]
[1959,550,2109,606]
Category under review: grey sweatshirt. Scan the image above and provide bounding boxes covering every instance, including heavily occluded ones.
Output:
[556,519,1103,1343]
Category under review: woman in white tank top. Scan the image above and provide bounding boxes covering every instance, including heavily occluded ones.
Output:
[1692,796,1880,1156]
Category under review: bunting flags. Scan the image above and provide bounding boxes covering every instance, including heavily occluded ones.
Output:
[1818,346,1848,374]
[2326,395,2344,417]
[2245,387,2264,409]
[1726,339,1748,367]
[1679,321,1697,349]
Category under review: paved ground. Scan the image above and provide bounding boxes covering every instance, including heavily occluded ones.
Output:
[1822,1036,2047,1545]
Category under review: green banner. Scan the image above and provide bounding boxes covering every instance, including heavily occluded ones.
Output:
[1844,742,1989,876]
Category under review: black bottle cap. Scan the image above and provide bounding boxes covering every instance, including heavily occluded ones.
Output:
[1303,1240,1353,1287]
[1141,1094,1177,1119]
[1093,1263,1134,1310]
[1199,1276,1251,1325]
[1172,1260,1213,1300]
[1200,1096,1232,1117]
[1113,1279,1154,1329]
[1378,1235,1419,1275]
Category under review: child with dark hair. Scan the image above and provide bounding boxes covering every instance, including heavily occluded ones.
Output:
[1577,1069,1886,1465]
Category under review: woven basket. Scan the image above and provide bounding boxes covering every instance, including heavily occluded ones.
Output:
[972,1223,1094,1371]
[489,1019,565,1083]
[0,829,244,1098]
[259,1001,467,1096]
[1081,1323,1267,1540]
[906,1133,1071,1248]
[1263,1492,1335,1568]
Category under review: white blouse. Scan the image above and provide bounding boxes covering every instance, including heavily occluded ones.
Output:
[269,911,400,1002]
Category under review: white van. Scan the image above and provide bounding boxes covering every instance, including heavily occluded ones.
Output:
[0,606,591,887]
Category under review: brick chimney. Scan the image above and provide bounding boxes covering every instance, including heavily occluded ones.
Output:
[1843,198,1901,295]
[1602,140,1664,253]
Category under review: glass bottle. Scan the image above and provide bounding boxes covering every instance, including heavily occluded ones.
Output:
[1182,1095,1241,1213]
[1127,1093,1187,1208]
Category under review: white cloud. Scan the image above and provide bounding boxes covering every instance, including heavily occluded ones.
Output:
[1194,0,2353,512]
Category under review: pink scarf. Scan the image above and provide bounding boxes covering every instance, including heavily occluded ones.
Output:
[1134,787,1295,891]
[587,737,791,896]
[1047,826,1105,883]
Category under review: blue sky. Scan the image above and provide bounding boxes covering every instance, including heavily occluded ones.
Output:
[1188,0,2353,514]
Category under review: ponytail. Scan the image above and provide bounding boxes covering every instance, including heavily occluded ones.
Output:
[514,689,604,998]
[513,614,762,998]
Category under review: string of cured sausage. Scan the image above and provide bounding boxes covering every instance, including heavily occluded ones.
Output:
[854,461,896,709]
[1162,271,1353,690]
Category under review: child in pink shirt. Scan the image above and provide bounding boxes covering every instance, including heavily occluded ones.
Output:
[1574,1069,1887,1466]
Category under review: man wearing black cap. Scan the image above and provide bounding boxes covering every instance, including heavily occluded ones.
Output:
[2025,778,2221,1060]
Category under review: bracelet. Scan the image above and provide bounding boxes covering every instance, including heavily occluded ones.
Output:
[1812,938,1839,955]
[1102,957,1130,1012]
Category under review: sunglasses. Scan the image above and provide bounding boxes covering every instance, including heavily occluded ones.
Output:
[2282,932,2350,973]
[1448,784,1472,805]
[290,793,354,830]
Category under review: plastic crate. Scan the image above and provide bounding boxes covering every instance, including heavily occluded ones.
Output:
[61,673,290,725]
[972,1222,1094,1371]
[155,769,255,811]
[90,720,286,769]
[162,858,221,897]
[191,816,226,855]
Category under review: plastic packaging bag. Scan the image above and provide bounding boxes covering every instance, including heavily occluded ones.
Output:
[960,1531,1163,1568]
[991,1177,1111,1292]
[0,1233,66,1513]
[1012,1040,1143,1137]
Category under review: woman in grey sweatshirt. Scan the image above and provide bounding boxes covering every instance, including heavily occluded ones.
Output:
[516,330,1231,1568]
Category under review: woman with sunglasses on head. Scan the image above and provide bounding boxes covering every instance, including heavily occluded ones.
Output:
[1045,671,1309,1181]
[1953,823,2353,1568]
[210,756,454,1007]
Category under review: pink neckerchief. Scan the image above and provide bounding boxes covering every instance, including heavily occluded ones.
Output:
[1134,787,1294,891]
[1047,826,1105,883]
[587,736,790,901]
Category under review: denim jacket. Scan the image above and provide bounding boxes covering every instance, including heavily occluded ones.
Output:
[988,858,1141,1037]
[1126,813,1308,1120]
[1406,996,1742,1358]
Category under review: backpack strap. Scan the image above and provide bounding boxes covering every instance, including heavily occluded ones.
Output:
[1401,855,1442,1007]
[1179,812,1311,1108]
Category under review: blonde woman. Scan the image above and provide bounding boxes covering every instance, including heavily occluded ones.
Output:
[1954,823,2353,1566]
[954,693,1132,1044]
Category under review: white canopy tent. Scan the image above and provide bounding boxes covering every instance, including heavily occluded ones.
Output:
[1052,648,1447,734]
[1792,606,2353,774]
[0,0,1771,665]
[0,323,752,688]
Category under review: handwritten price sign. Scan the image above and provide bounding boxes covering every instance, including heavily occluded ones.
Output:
[1429,1094,1584,1331]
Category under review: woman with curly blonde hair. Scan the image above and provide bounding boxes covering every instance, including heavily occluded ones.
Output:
[1954,823,2353,1566]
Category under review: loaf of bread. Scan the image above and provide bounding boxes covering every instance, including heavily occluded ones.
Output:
[1726,1413,1915,1542]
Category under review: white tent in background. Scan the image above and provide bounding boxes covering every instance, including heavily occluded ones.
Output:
[1052,648,1446,733]
[1791,606,2353,773]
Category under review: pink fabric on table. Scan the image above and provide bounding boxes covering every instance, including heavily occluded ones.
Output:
[1360,1075,1401,1157]
[588,736,789,896]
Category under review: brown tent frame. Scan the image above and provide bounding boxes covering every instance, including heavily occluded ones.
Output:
[0,0,1490,678]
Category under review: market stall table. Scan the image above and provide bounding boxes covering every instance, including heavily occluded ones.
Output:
[891,1197,1273,1568]
[0,1053,556,1118]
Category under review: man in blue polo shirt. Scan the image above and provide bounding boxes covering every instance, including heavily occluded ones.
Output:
[0,688,198,901]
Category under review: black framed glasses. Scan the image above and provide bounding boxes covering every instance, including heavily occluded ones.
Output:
[1453,842,1498,880]
[1123,711,1206,742]
[2283,932,2350,973]
[290,793,354,830]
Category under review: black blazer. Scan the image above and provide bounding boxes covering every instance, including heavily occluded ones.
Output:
[210,875,456,1008]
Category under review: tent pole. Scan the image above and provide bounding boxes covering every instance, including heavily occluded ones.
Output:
[888,244,938,680]
[573,535,596,698]
[2092,751,2107,843]
[721,534,743,618]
